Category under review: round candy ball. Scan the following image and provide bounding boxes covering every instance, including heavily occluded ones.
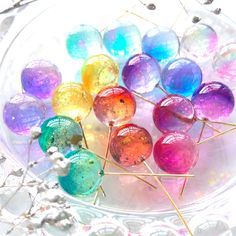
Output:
[3,93,46,135]
[191,81,235,121]
[21,60,62,99]
[153,94,195,133]
[142,27,179,63]
[93,86,136,127]
[52,82,93,122]
[213,43,236,81]
[81,54,119,94]
[153,132,198,174]
[110,124,153,167]
[66,24,102,59]
[58,149,103,196]
[103,22,141,59]
[181,23,218,60]
[38,116,83,153]
[161,58,202,97]
[122,53,161,94]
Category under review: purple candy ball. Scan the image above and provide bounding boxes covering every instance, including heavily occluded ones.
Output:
[21,60,62,99]
[3,93,47,135]
[122,53,161,94]
[191,81,235,121]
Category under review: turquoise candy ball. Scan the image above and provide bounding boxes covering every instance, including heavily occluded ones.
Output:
[58,149,103,196]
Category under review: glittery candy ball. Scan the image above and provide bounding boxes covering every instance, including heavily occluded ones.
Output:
[93,86,136,127]
[161,58,202,97]
[153,95,195,133]
[191,82,235,121]
[122,53,161,94]
[153,132,198,174]
[3,93,46,135]
[81,54,119,94]
[142,27,179,63]
[213,43,236,81]
[52,82,93,122]
[103,22,141,59]
[58,149,103,196]
[110,124,153,167]
[66,24,102,59]
[21,60,62,99]
[38,116,83,153]
[181,23,218,60]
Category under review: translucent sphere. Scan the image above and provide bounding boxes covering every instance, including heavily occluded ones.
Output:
[110,124,153,167]
[161,58,202,97]
[153,132,198,174]
[93,86,136,127]
[122,53,161,94]
[213,43,236,81]
[21,60,62,99]
[181,23,218,60]
[3,93,46,135]
[81,54,119,94]
[58,149,103,196]
[66,24,102,59]
[52,82,93,122]
[191,81,235,121]
[153,95,195,133]
[38,116,83,152]
[142,27,179,63]
[103,22,141,59]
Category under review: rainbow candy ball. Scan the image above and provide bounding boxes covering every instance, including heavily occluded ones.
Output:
[122,53,161,94]
[161,58,202,97]
[153,95,195,133]
[181,23,218,60]
[142,27,179,63]
[21,60,62,99]
[52,82,93,122]
[66,24,102,59]
[153,132,198,174]
[82,54,119,94]
[191,81,235,121]
[58,149,103,196]
[110,124,153,167]
[103,22,141,59]
[93,86,136,127]
[3,93,46,135]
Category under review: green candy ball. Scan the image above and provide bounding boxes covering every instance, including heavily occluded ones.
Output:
[58,149,103,196]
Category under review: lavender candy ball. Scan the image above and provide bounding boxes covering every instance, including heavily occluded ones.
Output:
[21,60,62,99]
[191,82,235,121]
[3,93,47,135]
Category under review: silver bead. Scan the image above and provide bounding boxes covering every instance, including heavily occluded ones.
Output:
[47,146,59,156]
[48,152,64,163]
[53,158,70,177]
[30,127,42,139]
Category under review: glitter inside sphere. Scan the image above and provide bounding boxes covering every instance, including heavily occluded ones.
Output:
[81,54,119,94]
[110,124,153,167]
[142,27,179,63]
[213,43,236,81]
[58,149,103,196]
[122,53,161,94]
[153,94,195,133]
[103,22,141,59]
[191,81,235,121]
[181,23,218,60]
[38,116,83,152]
[21,60,62,99]
[161,58,202,97]
[93,86,136,126]
[52,82,93,122]
[153,132,198,174]
[3,93,46,135]
[66,24,102,59]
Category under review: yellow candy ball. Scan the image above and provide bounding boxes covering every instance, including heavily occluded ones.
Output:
[52,82,93,122]
[81,54,119,94]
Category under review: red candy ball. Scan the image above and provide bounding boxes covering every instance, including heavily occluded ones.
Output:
[110,124,153,167]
